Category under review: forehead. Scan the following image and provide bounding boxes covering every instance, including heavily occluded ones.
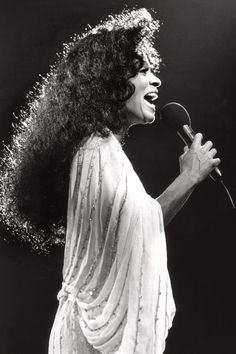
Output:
[142,58,151,68]
[141,52,154,70]
[133,53,151,69]
[140,48,161,73]
[142,52,150,65]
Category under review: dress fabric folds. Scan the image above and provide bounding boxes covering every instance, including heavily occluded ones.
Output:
[48,133,176,354]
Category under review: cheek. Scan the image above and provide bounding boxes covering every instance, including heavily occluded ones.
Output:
[125,77,147,115]
[128,94,142,115]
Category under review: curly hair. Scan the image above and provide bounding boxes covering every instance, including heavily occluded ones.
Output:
[0,8,160,252]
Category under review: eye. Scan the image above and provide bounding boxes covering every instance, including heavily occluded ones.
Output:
[139,67,149,74]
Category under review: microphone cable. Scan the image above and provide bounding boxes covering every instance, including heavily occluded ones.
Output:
[219,179,235,209]
[160,102,235,210]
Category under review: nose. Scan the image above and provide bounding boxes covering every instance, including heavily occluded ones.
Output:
[150,72,161,88]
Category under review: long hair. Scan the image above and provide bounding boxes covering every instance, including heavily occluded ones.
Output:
[0,8,160,252]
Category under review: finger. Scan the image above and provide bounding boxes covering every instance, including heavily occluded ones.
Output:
[191,133,203,148]
[209,148,217,157]
[213,157,221,166]
[179,146,189,159]
[183,146,189,153]
[201,140,213,153]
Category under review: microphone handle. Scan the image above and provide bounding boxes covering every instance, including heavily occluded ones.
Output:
[177,125,222,182]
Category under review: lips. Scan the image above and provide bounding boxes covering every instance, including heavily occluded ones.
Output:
[144,92,158,109]
[144,92,158,103]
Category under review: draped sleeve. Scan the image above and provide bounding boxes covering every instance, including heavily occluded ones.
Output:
[48,133,176,354]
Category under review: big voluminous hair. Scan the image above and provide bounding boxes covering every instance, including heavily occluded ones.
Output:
[0,8,160,252]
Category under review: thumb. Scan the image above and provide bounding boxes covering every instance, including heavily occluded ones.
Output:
[183,145,189,153]
[181,145,189,157]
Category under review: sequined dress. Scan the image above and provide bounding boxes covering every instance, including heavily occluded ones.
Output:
[48,133,176,354]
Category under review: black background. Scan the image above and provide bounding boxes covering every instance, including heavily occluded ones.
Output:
[0,0,235,353]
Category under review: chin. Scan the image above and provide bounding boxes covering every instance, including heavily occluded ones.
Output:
[129,112,156,126]
[143,114,155,124]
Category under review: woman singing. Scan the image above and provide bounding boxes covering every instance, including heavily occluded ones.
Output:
[0,8,220,354]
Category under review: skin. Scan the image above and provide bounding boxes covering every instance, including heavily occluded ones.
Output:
[157,133,220,225]
[125,58,161,126]
[122,57,221,225]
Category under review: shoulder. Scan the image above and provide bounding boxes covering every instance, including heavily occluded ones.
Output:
[76,132,123,165]
[69,132,127,203]
[82,132,121,153]
[70,132,125,182]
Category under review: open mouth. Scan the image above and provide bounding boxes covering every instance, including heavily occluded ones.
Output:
[144,92,158,106]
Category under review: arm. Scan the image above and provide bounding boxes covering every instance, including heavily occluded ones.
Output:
[157,133,221,226]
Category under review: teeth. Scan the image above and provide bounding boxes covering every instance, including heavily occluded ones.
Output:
[144,93,158,102]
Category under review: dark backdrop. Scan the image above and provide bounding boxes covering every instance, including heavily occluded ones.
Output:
[0,0,235,353]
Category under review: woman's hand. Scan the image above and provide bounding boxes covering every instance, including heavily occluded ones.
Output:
[179,133,221,185]
[157,133,221,225]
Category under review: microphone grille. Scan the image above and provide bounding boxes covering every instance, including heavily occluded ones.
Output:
[160,102,191,131]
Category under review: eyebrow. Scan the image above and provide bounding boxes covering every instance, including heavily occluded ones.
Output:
[141,60,150,67]
[140,63,152,71]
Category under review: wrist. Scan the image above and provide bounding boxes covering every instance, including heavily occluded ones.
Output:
[180,169,199,189]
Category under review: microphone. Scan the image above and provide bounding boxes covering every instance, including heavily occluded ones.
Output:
[160,102,235,209]
[160,102,222,181]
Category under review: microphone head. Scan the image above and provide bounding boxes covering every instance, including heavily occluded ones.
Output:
[160,102,191,131]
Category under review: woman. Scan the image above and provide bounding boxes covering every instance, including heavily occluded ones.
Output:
[0,8,220,354]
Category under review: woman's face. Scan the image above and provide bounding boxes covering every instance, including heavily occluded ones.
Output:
[124,57,161,126]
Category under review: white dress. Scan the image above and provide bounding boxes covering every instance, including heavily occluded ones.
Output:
[48,133,175,354]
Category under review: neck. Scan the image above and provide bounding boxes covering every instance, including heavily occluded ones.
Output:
[114,133,123,143]
[114,127,129,145]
